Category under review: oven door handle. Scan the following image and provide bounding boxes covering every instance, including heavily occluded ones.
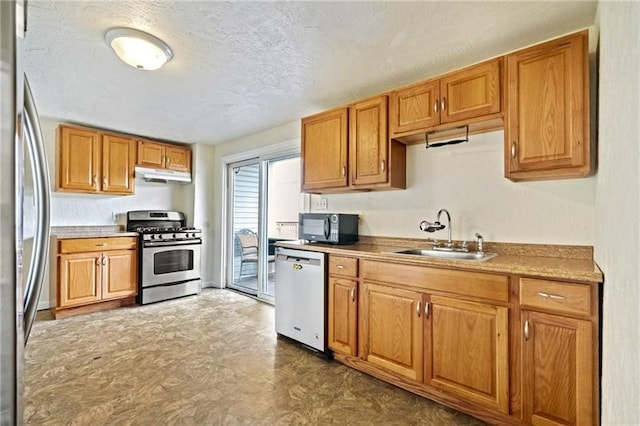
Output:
[143,239,202,248]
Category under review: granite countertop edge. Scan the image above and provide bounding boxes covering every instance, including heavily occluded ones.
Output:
[275,240,603,283]
[50,226,138,239]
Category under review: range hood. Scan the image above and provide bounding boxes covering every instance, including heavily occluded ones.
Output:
[135,167,191,184]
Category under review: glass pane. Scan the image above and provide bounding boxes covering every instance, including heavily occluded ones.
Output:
[230,163,260,295]
[153,250,193,275]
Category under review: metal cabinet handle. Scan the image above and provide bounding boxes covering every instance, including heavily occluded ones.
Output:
[416,301,422,317]
[342,166,346,177]
[537,291,566,300]
[95,257,101,267]
[350,287,356,302]
[511,141,517,159]
[103,177,107,187]
[524,319,530,341]
[433,99,438,114]
[166,156,171,165]
[441,97,446,112]
[102,256,106,266]
[95,243,106,247]
[336,265,344,269]
[424,302,430,318]
[381,160,385,172]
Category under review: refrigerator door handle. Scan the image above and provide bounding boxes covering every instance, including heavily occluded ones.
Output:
[22,74,51,343]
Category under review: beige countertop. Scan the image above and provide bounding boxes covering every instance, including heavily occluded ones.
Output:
[51,226,138,239]
[276,236,602,283]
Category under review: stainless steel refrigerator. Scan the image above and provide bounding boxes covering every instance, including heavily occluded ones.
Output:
[1,0,51,424]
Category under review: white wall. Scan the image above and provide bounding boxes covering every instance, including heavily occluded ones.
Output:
[192,143,216,287]
[317,130,595,244]
[594,2,640,424]
[38,117,192,308]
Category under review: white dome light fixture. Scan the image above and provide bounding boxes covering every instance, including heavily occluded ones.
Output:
[105,27,173,71]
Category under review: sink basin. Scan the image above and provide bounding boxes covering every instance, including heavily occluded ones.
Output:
[392,248,498,262]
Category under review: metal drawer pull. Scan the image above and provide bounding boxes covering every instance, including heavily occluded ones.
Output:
[524,320,530,341]
[95,243,107,246]
[336,265,344,269]
[342,166,346,177]
[537,291,566,300]
[416,301,422,317]
[381,160,385,172]
[350,288,356,302]
[424,302,430,319]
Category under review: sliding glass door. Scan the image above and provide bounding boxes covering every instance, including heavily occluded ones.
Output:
[226,155,301,302]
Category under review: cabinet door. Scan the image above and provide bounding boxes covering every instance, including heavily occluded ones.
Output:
[425,295,509,414]
[102,249,138,300]
[58,252,102,308]
[390,80,440,134]
[506,31,589,180]
[301,108,349,192]
[522,311,594,426]
[350,96,388,187]
[165,145,191,172]
[361,282,423,381]
[57,126,101,192]
[440,58,502,124]
[328,277,358,356]
[137,140,165,168]
[102,134,135,194]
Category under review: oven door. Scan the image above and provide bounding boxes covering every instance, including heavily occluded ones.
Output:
[141,240,201,288]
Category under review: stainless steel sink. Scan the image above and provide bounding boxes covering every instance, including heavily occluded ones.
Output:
[392,248,498,262]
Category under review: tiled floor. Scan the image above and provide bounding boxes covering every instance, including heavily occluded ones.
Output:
[24,289,485,425]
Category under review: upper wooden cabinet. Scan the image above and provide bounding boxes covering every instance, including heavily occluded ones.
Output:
[505,30,591,181]
[301,107,349,192]
[301,98,406,193]
[137,140,191,173]
[57,125,135,195]
[390,58,502,138]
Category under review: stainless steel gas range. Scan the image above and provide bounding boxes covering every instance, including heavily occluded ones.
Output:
[127,211,201,304]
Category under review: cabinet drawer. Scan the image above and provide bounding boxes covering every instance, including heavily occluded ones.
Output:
[59,237,137,254]
[362,260,509,303]
[329,256,358,277]
[520,278,591,317]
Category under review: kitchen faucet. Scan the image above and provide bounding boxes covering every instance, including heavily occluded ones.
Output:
[419,208,453,249]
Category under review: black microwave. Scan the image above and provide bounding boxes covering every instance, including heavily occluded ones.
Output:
[298,213,359,244]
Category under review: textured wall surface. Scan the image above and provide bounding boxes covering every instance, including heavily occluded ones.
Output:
[594,2,640,424]
[23,1,596,145]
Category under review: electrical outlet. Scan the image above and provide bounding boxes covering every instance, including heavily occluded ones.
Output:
[314,197,328,211]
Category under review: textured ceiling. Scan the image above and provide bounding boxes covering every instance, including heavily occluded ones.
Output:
[23,1,597,146]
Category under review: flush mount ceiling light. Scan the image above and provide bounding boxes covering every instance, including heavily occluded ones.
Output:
[105,27,173,71]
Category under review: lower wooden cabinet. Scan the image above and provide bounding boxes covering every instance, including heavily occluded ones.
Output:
[426,295,509,414]
[360,282,423,381]
[53,236,138,318]
[522,311,594,426]
[328,257,600,426]
[328,255,359,356]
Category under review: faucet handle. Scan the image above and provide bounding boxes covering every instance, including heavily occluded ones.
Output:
[460,240,469,251]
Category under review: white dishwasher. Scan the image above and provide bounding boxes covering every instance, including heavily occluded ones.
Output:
[274,247,327,352]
